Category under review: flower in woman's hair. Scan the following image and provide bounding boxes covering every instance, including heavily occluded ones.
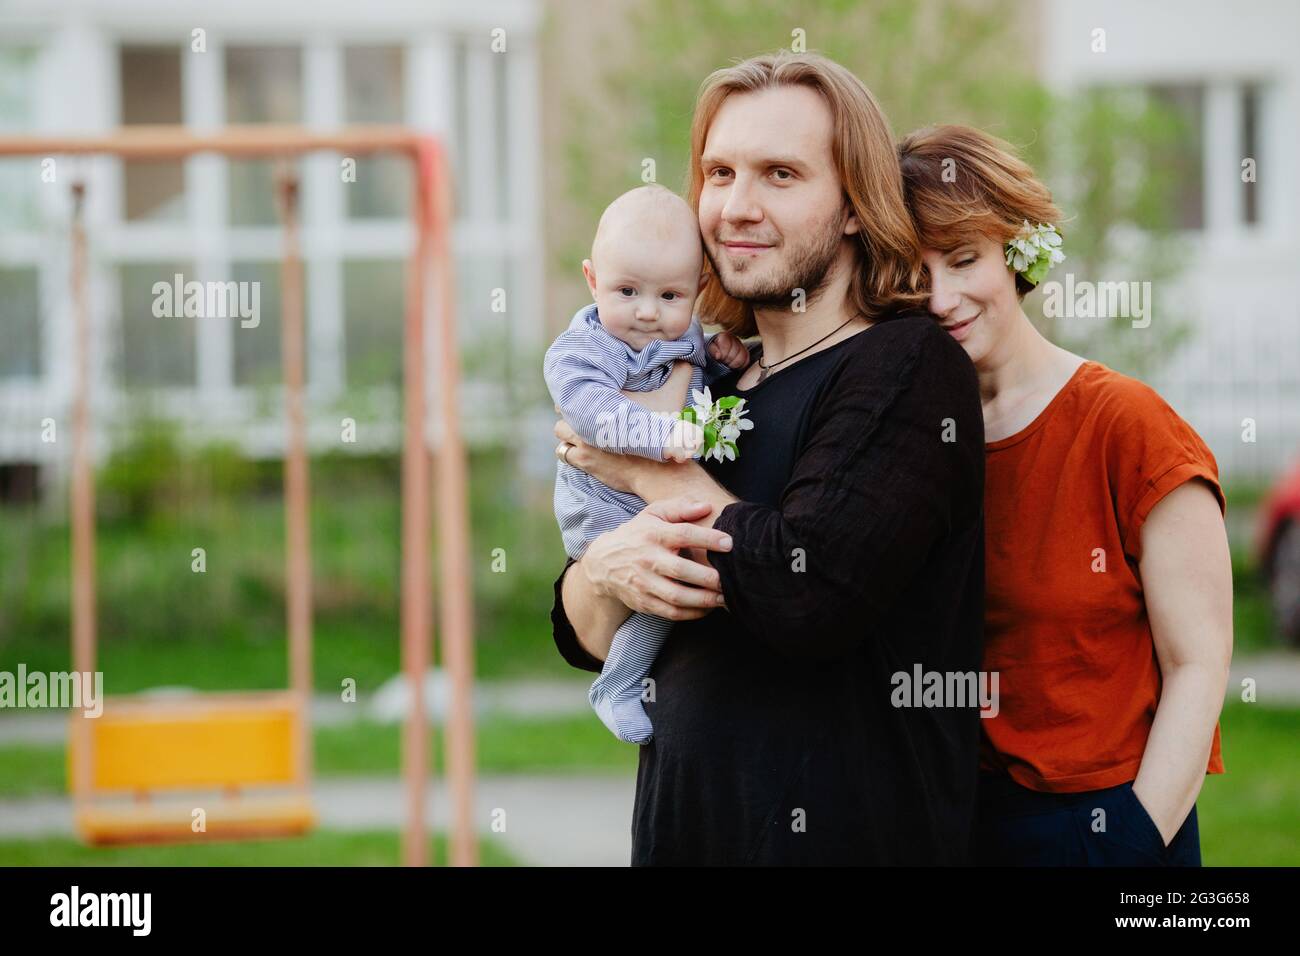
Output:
[1005,220,1065,286]
[678,387,754,462]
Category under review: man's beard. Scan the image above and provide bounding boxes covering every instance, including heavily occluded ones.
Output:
[706,205,850,309]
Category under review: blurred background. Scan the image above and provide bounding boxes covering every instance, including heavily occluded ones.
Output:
[0,0,1296,865]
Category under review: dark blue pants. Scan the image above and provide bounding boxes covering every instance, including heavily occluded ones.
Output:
[974,772,1201,866]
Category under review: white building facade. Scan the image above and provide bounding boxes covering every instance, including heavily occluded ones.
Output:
[0,0,544,474]
[2,0,1294,486]
[1044,0,1300,481]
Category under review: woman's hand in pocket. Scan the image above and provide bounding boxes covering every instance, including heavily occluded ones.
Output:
[1130,779,1178,847]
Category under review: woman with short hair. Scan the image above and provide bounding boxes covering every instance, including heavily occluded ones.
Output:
[898,125,1232,865]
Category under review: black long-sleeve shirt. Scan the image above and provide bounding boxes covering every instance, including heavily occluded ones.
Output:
[551,312,986,864]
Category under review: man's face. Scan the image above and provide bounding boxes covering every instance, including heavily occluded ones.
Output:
[697,85,858,308]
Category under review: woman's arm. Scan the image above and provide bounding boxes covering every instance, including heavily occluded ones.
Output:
[1131,479,1234,844]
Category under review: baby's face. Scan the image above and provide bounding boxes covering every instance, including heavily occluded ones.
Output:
[585,229,702,353]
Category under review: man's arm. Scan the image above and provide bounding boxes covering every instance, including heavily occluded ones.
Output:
[632,460,737,517]
[555,321,976,660]
[560,556,631,665]
[551,500,731,667]
[644,320,979,662]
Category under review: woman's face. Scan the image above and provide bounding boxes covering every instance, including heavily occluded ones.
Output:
[920,235,1020,368]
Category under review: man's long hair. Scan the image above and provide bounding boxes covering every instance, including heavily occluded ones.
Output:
[687,50,925,337]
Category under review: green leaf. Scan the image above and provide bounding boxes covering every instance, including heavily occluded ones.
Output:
[703,423,718,448]
[1024,255,1051,285]
[717,395,740,409]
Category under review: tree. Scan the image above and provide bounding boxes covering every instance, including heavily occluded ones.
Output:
[555,0,1192,376]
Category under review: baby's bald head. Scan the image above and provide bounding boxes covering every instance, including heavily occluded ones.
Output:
[591,185,702,273]
[582,185,706,351]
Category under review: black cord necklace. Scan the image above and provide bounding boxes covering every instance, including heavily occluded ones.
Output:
[755,315,860,383]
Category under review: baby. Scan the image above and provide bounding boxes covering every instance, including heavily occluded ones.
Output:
[544,184,749,744]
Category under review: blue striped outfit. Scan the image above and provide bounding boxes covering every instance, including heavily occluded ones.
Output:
[544,303,733,743]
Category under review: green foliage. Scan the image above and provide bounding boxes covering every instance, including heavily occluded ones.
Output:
[1031,86,1196,375]
[1197,703,1300,866]
[98,419,184,522]
[99,418,262,524]
[0,443,566,692]
[0,831,521,867]
[559,0,1051,261]
[556,0,1192,375]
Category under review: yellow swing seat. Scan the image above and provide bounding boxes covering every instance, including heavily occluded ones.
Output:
[68,690,316,845]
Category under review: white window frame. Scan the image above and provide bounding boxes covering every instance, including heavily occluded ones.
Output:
[3,6,544,462]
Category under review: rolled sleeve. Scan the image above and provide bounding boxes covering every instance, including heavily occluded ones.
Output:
[550,556,606,674]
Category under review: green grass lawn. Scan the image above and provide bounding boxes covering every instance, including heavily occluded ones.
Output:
[0,704,1294,864]
[0,448,574,691]
[2,535,1280,691]
[0,830,520,866]
[1196,703,1300,866]
[1,447,1293,865]
[316,715,639,777]
[0,440,1287,693]
[0,713,637,799]
[1231,550,1277,657]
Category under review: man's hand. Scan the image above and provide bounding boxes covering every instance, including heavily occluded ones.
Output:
[708,331,750,370]
[578,497,731,621]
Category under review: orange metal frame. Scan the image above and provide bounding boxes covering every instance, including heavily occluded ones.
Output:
[0,126,477,866]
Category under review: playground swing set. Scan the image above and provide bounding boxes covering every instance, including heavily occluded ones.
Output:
[0,127,477,867]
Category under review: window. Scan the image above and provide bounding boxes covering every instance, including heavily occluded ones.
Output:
[0,267,40,379]
[342,259,404,388]
[226,47,302,226]
[343,46,408,219]
[119,47,185,222]
[118,262,196,387]
[1148,84,1205,231]
[457,254,511,384]
[0,46,39,230]
[0,48,42,382]
[1134,80,1270,233]
[452,38,511,223]
[231,260,284,387]
[1241,84,1260,227]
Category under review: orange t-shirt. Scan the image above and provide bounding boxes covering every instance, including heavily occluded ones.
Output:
[982,360,1226,792]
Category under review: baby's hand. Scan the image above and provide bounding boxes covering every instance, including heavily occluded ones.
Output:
[664,418,704,463]
[708,331,750,370]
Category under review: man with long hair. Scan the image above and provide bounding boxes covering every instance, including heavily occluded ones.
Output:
[550,51,985,865]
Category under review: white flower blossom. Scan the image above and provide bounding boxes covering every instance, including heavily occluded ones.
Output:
[1004,221,1065,285]
[680,390,754,462]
